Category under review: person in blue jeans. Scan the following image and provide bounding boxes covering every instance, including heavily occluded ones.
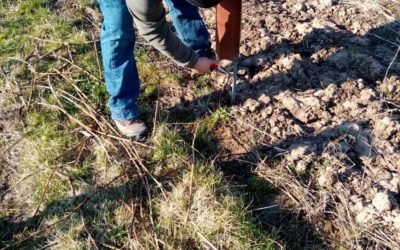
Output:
[98,0,220,140]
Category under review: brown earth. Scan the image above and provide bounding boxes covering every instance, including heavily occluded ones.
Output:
[157,0,400,248]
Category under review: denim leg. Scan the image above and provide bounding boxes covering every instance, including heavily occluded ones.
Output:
[164,0,211,57]
[98,0,140,120]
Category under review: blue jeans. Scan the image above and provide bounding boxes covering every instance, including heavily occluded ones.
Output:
[98,0,210,120]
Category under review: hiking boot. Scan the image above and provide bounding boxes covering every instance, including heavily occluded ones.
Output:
[114,118,148,141]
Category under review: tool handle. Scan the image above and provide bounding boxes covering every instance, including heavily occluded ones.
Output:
[210,63,219,71]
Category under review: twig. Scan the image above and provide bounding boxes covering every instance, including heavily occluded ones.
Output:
[97,242,120,250]
[32,163,62,217]
[96,131,153,148]
[232,114,279,141]
[384,46,400,79]
[367,32,400,47]
[80,212,100,250]
[0,132,30,160]
[152,77,161,138]
[54,54,99,81]
[27,35,99,45]
[251,204,279,211]
[91,31,102,80]
[196,232,218,250]
[0,168,42,197]
[26,75,36,111]
[183,123,199,232]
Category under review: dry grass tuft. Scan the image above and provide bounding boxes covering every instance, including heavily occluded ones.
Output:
[157,167,236,247]
[156,165,276,249]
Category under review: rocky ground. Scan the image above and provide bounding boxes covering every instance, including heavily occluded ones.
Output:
[160,0,400,248]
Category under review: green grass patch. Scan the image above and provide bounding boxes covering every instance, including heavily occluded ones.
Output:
[152,124,188,167]
[156,164,277,249]
[195,107,230,156]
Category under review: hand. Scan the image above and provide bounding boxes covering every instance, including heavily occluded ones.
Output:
[192,57,215,74]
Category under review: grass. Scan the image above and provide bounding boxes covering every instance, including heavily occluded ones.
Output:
[156,164,276,249]
[195,107,231,156]
[0,0,279,249]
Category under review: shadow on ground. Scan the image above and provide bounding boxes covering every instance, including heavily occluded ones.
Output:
[2,18,399,249]
[159,20,400,247]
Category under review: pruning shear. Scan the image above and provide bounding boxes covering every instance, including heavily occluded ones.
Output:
[210,62,239,104]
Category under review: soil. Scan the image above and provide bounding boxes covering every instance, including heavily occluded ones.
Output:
[1,0,400,248]
[158,0,400,248]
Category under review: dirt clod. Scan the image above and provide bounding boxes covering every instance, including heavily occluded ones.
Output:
[242,98,261,113]
[318,170,335,188]
[288,142,316,161]
[372,192,393,212]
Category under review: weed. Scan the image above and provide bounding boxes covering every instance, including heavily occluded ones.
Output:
[246,175,276,200]
[196,107,231,156]
[193,75,213,96]
[152,124,188,167]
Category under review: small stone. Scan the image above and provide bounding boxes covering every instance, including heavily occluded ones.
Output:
[277,115,286,122]
[319,0,337,7]
[357,79,365,89]
[337,121,361,136]
[295,160,309,173]
[261,107,273,118]
[293,3,307,11]
[288,143,316,161]
[372,192,392,212]
[270,126,280,135]
[260,37,270,51]
[359,89,376,104]
[356,209,374,224]
[277,93,318,123]
[393,215,400,229]
[258,94,271,105]
[390,175,400,193]
[351,200,368,213]
[243,99,260,113]
[318,171,335,187]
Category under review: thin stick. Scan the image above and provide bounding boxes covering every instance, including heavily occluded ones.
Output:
[384,46,400,79]
[54,54,99,81]
[26,75,36,111]
[367,32,400,47]
[91,31,102,80]
[0,132,29,160]
[80,212,100,250]
[32,163,61,217]
[183,123,199,231]
[0,168,42,197]
[152,78,161,138]
[196,232,218,250]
